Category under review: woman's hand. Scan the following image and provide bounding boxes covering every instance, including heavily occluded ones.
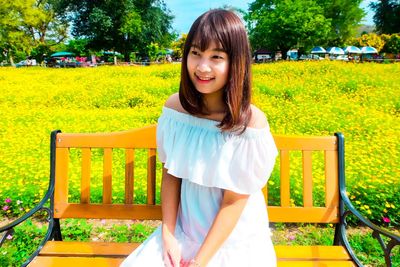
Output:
[162,228,181,267]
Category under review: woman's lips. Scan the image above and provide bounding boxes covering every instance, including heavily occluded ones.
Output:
[195,73,215,84]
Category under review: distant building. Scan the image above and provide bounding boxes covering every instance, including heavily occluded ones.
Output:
[254,49,273,62]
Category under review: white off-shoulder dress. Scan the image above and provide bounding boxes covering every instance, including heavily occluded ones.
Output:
[120,107,278,267]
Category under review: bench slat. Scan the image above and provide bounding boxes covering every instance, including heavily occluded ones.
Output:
[125,149,134,204]
[55,148,69,204]
[53,203,339,222]
[325,150,339,209]
[147,148,156,205]
[275,245,351,260]
[280,150,290,207]
[28,257,124,267]
[274,135,337,151]
[54,203,162,219]
[277,262,355,267]
[40,241,139,256]
[302,150,313,207]
[268,207,339,223]
[103,148,112,204]
[81,148,91,203]
[55,126,157,149]
[40,242,351,261]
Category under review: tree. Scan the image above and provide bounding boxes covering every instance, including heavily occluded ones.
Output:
[0,0,68,64]
[316,0,365,46]
[357,33,385,51]
[171,34,187,59]
[382,34,400,54]
[60,0,175,60]
[245,0,332,59]
[370,0,400,34]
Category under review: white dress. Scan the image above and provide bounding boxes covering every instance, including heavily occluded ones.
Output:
[121,107,278,267]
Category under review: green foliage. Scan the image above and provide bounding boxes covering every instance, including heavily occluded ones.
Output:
[246,0,365,54]
[147,42,161,61]
[382,34,400,54]
[171,34,187,59]
[370,0,400,34]
[0,218,48,266]
[60,0,175,59]
[316,0,366,46]
[66,38,90,56]
[246,0,332,56]
[0,0,68,63]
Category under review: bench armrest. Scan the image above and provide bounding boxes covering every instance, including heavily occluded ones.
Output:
[335,133,400,267]
[339,189,399,267]
[0,182,55,266]
[0,130,60,267]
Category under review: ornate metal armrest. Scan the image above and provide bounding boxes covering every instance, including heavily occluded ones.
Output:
[0,130,59,267]
[335,133,400,267]
[0,183,55,267]
[339,190,399,267]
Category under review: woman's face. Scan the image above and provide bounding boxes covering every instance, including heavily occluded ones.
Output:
[187,41,229,96]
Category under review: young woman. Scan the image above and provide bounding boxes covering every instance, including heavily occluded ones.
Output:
[121,9,278,267]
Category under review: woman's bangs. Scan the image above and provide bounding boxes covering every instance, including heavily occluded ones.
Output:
[192,22,226,52]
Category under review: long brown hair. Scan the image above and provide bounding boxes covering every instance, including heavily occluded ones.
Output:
[179,9,252,132]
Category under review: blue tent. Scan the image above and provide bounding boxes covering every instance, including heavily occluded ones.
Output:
[51,51,75,57]
[360,46,378,54]
[327,47,345,55]
[344,46,361,54]
[311,46,326,54]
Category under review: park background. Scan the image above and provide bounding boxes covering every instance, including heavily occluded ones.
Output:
[0,0,399,266]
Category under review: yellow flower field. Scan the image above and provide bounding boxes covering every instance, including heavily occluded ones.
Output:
[0,61,399,224]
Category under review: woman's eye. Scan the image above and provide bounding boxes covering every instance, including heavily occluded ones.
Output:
[191,50,200,56]
[213,55,224,60]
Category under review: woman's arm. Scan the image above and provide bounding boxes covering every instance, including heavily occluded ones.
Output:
[191,190,250,267]
[161,165,182,267]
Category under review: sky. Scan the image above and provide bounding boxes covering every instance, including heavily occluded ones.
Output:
[166,0,375,35]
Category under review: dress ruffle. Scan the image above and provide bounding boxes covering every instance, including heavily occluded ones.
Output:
[157,107,278,195]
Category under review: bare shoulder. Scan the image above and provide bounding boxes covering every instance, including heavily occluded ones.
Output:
[248,105,268,129]
[164,93,187,113]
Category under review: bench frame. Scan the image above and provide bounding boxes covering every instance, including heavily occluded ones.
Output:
[1,129,399,267]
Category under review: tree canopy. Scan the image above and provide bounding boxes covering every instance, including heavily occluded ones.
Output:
[246,0,332,57]
[0,0,68,63]
[370,0,400,34]
[58,0,175,60]
[245,0,365,56]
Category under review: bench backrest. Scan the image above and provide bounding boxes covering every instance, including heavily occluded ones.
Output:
[51,125,340,224]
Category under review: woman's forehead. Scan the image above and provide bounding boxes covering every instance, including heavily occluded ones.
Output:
[191,40,225,52]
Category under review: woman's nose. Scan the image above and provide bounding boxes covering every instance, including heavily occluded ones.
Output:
[196,58,211,73]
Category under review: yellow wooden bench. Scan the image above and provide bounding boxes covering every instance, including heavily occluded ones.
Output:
[1,126,399,267]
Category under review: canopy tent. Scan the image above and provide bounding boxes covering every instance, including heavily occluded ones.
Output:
[103,51,122,56]
[360,46,378,54]
[311,46,326,54]
[327,47,345,55]
[51,51,75,57]
[344,46,361,54]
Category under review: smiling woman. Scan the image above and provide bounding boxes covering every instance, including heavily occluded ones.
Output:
[120,9,278,267]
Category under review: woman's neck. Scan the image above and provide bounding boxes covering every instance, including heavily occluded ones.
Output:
[203,90,225,114]
[201,91,226,121]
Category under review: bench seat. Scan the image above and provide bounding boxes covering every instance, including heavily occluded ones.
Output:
[28,241,354,266]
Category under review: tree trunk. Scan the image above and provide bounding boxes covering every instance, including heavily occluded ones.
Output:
[9,51,15,66]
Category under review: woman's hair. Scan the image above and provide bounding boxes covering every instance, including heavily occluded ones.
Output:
[179,9,252,132]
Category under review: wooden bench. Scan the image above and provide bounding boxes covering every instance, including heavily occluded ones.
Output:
[1,125,399,267]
